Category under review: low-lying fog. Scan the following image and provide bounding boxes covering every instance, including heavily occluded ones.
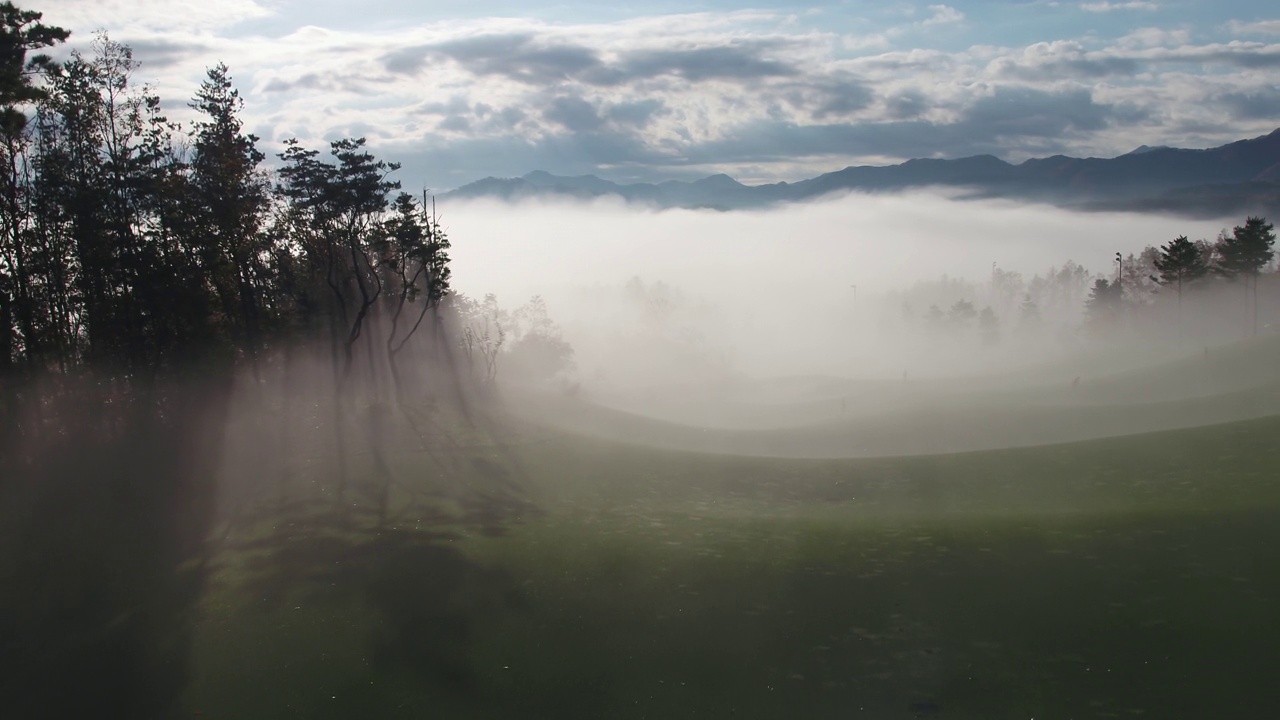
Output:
[438,191,1280,453]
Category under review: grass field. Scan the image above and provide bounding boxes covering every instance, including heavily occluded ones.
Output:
[181,339,1280,719]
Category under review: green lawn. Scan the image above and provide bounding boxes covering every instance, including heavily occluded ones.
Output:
[184,406,1280,719]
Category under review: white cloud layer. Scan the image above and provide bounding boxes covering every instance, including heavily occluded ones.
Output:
[41,0,273,34]
[30,3,1280,189]
[1081,1,1159,12]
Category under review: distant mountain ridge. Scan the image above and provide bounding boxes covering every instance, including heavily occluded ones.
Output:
[444,128,1280,217]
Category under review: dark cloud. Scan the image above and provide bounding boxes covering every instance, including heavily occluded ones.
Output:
[361,85,1148,191]
[438,115,472,132]
[479,106,528,132]
[811,79,875,118]
[1219,87,1280,120]
[543,96,603,132]
[619,43,799,82]
[678,88,1128,165]
[605,99,666,128]
[380,128,675,190]
[992,54,1140,81]
[1201,47,1280,68]
[262,73,325,94]
[261,71,388,96]
[1139,45,1280,69]
[383,33,604,84]
[961,86,1115,137]
[126,38,211,69]
[418,96,472,116]
[885,90,929,120]
[382,35,799,88]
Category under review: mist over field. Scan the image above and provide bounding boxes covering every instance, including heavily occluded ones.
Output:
[7,1,1280,715]
[447,192,1239,382]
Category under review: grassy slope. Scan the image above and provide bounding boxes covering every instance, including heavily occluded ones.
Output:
[510,335,1280,457]
[187,408,1280,719]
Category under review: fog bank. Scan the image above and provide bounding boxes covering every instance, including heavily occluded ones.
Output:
[445,192,1240,385]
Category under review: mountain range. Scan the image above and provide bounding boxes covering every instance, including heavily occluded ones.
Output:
[444,128,1280,218]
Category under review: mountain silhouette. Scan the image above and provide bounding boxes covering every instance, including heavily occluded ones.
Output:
[444,128,1280,217]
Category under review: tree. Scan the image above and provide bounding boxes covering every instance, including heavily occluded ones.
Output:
[1084,278,1123,331]
[189,62,272,358]
[0,2,67,373]
[923,303,945,331]
[1017,293,1040,335]
[276,136,401,373]
[947,299,976,329]
[1152,235,1210,335]
[380,191,450,386]
[0,1,68,136]
[978,306,999,346]
[1122,246,1160,304]
[1214,216,1275,335]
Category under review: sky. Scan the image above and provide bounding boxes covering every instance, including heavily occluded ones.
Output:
[36,0,1280,190]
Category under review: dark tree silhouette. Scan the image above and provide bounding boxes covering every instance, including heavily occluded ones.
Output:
[1152,235,1210,335]
[189,62,273,362]
[978,306,999,346]
[1084,278,1123,331]
[0,2,67,377]
[1214,216,1275,335]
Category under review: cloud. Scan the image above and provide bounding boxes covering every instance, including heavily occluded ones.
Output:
[384,33,604,84]
[543,96,604,133]
[885,90,929,120]
[1218,87,1280,120]
[989,41,1141,80]
[44,5,1280,191]
[921,5,965,27]
[41,0,272,34]
[1226,20,1280,36]
[122,38,213,69]
[605,99,668,128]
[1081,1,1158,12]
[620,43,800,82]
[961,86,1117,137]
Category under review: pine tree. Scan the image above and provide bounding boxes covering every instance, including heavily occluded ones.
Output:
[1153,235,1210,335]
[1215,216,1275,335]
[189,62,271,356]
[1085,278,1123,332]
[0,2,67,372]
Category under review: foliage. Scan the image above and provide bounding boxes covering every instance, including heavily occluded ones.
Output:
[946,299,976,328]
[0,25,452,386]
[1153,235,1211,291]
[1214,216,1276,280]
[1084,278,1123,328]
[978,306,999,345]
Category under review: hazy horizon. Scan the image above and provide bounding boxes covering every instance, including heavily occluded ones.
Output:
[445,191,1249,382]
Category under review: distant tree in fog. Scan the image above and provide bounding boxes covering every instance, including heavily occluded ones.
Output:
[947,299,977,328]
[507,295,575,384]
[924,304,945,331]
[1154,236,1210,291]
[1153,235,1211,333]
[1122,247,1160,305]
[1084,278,1123,331]
[1027,261,1091,323]
[979,306,999,345]
[1213,217,1276,335]
[990,267,1025,311]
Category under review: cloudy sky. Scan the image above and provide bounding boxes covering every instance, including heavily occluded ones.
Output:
[37,0,1280,190]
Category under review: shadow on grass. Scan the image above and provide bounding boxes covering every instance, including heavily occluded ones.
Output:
[0,379,230,720]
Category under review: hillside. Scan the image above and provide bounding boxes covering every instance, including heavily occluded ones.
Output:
[445,127,1280,217]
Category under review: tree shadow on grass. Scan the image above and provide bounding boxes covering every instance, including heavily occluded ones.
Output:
[230,522,528,702]
[0,380,229,720]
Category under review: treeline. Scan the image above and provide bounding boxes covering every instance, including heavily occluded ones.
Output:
[0,6,451,392]
[895,217,1276,346]
[1085,217,1276,335]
